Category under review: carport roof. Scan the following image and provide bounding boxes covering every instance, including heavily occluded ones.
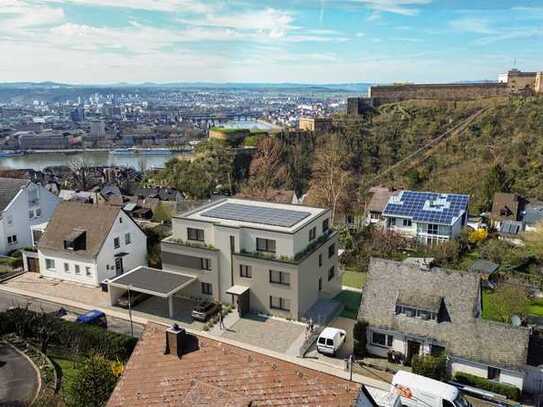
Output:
[109,267,196,297]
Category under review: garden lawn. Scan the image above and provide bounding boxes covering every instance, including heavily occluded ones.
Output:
[334,290,362,320]
[50,352,81,396]
[528,298,543,317]
[482,290,543,321]
[341,270,367,290]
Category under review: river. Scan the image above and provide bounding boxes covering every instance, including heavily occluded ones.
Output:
[0,151,179,171]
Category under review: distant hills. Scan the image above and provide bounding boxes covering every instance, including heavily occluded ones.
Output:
[0,81,372,92]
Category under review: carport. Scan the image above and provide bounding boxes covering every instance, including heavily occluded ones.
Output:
[108,266,197,318]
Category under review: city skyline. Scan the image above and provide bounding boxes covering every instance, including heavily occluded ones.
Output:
[1,0,542,84]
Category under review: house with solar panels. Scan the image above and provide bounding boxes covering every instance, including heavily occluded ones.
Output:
[156,198,341,320]
[382,191,470,245]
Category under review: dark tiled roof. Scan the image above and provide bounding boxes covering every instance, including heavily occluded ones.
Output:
[107,323,363,407]
[38,202,121,259]
[359,258,530,369]
[0,177,29,211]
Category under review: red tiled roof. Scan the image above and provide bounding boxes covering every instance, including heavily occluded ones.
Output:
[108,323,361,407]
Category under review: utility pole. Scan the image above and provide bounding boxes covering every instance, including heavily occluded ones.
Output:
[128,285,134,337]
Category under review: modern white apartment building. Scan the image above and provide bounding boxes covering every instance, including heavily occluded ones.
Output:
[0,178,60,255]
[160,198,341,320]
[382,191,469,245]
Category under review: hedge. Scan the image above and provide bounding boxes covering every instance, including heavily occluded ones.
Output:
[412,353,449,381]
[0,309,137,361]
[454,372,521,401]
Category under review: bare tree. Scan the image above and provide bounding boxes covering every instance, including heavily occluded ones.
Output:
[306,134,355,223]
[243,136,287,197]
[69,158,95,191]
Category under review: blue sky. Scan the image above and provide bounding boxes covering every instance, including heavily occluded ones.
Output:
[0,0,542,84]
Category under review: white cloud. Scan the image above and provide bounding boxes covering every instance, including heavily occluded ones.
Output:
[352,0,432,16]
[450,17,495,34]
[44,0,215,14]
[0,1,65,29]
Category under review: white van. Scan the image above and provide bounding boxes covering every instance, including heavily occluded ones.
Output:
[317,327,346,356]
[391,371,472,407]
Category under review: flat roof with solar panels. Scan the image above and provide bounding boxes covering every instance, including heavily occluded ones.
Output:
[178,198,328,232]
[383,191,469,225]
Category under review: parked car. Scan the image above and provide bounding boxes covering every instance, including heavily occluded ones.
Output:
[191,301,220,322]
[75,309,107,328]
[117,291,150,308]
[317,327,346,356]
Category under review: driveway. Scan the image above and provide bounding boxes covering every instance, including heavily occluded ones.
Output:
[305,317,356,368]
[0,343,39,406]
[218,314,306,354]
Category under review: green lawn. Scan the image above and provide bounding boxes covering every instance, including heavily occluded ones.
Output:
[528,298,543,317]
[482,289,543,321]
[334,290,362,320]
[341,270,367,289]
[49,352,81,396]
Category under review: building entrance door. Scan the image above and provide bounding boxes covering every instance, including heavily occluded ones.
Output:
[115,257,124,276]
[406,340,421,366]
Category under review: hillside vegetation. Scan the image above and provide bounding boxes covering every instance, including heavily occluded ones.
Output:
[336,96,543,213]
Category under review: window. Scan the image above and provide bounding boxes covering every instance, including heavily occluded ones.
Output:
[200,258,211,271]
[322,218,329,233]
[28,187,39,205]
[85,267,91,277]
[64,263,70,273]
[201,282,212,295]
[371,331,393,348]
[256,238,276,253]
[395,305,437,320]
[390,218,396,226]
[7,235,17,245]
[119,217,123,223]
[431,344,445,357]
[402,219,412,227]
[328,243,335,258]
[487,366,501,381]
[270,296,290,311]
[187,227,204,242]
[240,264,252,278]
[75,265,81,275]
[28,210,34,219]
[370,212,380,220]
[124,233,131,245]
[45,258,55,270]
[346,214,355,224]
[269,270,290,286]
[328,266,335,281]
[318,253,322,267]
[114,237,120,249]
[309,227,316,241]
[35,208,41,217]
[318,278,322,291]
[427,224,439,235]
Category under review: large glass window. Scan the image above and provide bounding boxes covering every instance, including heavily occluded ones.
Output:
[309,227,316,241]
[256,238,276,253]
[114,237,120,249]
[269,270,290,286]
[45,258,55,271]
[200,258,211,271]
[187,227,204,241]
[427,224,439,235]
[371,331,393,347]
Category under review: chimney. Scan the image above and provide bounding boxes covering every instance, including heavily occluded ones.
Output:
[164,324,185,358]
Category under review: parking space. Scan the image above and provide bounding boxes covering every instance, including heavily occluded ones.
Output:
[218,314,306,354]
[131,296,205,329]
[305,317,356,368]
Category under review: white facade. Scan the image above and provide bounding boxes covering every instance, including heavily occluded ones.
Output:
[161,198,341,319]
[0,182,60,255]
[39,211,147,287]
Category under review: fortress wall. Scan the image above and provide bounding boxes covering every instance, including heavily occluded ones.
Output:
[369,82,509,101]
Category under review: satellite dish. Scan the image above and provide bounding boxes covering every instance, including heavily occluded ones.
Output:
[511,315,522,327]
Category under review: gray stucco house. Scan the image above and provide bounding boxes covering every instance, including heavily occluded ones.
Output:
[358,258,541,392]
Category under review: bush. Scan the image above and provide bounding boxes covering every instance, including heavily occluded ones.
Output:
[353,320,368,358]
[411,353,449,381]
[454,372,521,401]
[0,309,137,361]
[66,354,118,407]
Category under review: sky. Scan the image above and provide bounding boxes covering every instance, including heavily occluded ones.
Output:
[0,0,542,84]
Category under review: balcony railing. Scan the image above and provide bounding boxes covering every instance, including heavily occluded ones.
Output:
[162,236,219,251]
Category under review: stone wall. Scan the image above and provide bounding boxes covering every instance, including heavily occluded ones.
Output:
[369,82,509,102]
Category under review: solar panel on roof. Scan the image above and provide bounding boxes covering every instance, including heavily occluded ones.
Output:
[200,203,312,228]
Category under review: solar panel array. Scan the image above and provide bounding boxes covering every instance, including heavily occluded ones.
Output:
[383,191,469,225]
[200,202,312,228]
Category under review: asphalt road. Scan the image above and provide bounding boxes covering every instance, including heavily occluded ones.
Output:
[0,291,144,338]
[0,343,39,407]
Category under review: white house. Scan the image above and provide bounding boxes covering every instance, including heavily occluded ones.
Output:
[37,202,147,286]
[158,198,341,320]
[382,190,469,245]
[0,177,60,255]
